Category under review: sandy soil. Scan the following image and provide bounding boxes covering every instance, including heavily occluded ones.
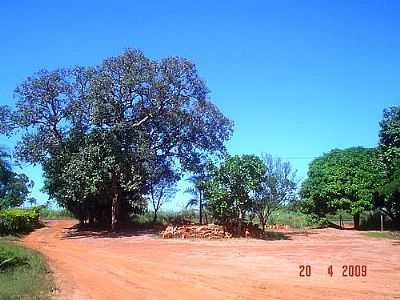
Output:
[23,220,400,300]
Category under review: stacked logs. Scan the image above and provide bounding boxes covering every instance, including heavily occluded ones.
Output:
[159,222,278,239]
[160,224,232,239]
[267,224,289,230]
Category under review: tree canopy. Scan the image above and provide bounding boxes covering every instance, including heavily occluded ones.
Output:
[1,49,233,229]
[0,148,33,209]
[205,155,266,234]
[300,147,384,228]
[376,105,400,225]
[253,154,297,232]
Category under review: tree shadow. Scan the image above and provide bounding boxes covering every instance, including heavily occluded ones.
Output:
[59,223,320,242]
[249,230,319,241]
[61,223,163,240]
[258,231,291,240]
[325,222,355,230]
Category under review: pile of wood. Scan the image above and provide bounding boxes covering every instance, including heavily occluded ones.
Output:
[160,222,290,239]
[267,224,289,230]
[160,224,232,239]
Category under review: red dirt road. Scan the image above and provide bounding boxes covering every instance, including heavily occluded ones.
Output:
[23,220,400,300]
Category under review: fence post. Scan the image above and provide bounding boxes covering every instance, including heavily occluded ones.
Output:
[380,214,384,232]
[339,215,342,230]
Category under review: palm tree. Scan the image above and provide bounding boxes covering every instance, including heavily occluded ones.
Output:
[28,197,37,207]
[185,175,207,224]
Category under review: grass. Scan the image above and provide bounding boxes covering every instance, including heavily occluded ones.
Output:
[365,231,400,240]
[39,208,74,220]
[268,208,308,229]
[0,241,54,299]
[132,209,199,226]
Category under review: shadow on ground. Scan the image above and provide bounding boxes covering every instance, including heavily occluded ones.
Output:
[61,223,162,240]
[60,223,320,241]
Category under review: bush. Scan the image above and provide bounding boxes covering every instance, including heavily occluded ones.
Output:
[0,208,40,235]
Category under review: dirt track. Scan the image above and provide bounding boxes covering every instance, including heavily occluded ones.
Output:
[23,220,400,300]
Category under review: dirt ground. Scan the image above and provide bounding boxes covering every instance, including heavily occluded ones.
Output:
[23,220,400,300]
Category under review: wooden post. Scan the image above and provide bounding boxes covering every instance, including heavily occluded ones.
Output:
[381,214,384,232]
[339,215,342,230]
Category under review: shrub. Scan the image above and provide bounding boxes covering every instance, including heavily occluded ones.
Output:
[0,208,40,235]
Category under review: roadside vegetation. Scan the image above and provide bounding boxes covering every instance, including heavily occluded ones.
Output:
[0,240,54,299]
[365,231,400,240]
[0,207,40,235]
[39,207,74,220]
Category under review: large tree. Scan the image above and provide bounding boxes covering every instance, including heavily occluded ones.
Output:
[1,49,233,229]
[253,154,297,233]
[205,155,266,235]
[300,147,384,229]
[376,106,400,225]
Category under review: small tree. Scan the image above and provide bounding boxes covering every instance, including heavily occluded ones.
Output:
[253,154,297,233]
[148,178,176,223]
[185,175,209,224]
[205,155,266,235]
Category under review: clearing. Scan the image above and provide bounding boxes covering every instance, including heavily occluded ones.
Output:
[23,220,400,300]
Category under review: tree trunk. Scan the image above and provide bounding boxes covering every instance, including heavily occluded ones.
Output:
[199,192,203,225]
[111,173,119,231]
[353,213,360,230]
[153,210,158,223]
[89,215,94,226]
[237,208,243,237]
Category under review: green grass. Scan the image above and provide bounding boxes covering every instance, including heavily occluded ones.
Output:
[131,209,200,226]
[0,241,54,299]
[268,208,308,229]
[39,208,74,220]
[365,231,400,240]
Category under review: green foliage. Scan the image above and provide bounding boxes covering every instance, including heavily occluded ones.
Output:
[365,231,400,240]
[378,106,400,175]
[268,208,308,229]
[0,246,28,270]
[0,208,40,235]
[132,209,198,226]
[0,148,33,210]
[253,154,298,231]
[377,106,400,226]
[300,147,384,227]
[1,49,233,228]
[185,172,210,224]
[38,207,74,219]
[0,242,53,299]
[205,155,266,228]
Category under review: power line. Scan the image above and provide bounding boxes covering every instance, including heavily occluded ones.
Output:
[281,157,317,160]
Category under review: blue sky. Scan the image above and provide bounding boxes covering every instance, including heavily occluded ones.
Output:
[1,1,399,209]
